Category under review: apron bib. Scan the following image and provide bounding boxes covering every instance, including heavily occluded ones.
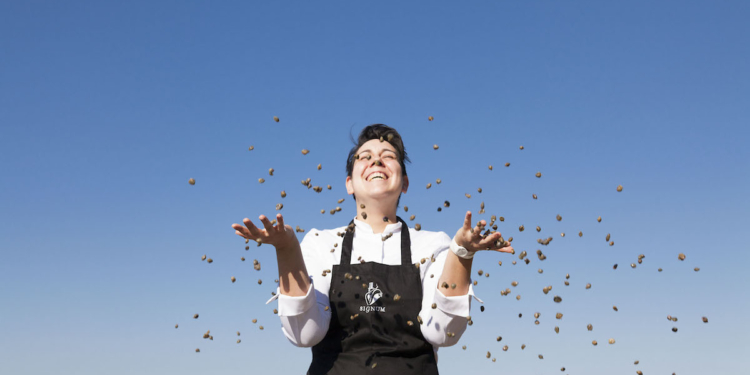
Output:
[308,217,439,375]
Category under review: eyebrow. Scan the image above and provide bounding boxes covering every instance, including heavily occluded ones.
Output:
[358,149,397,155]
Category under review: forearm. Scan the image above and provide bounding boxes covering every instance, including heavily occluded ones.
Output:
[276,241,311,297]
[437,251,473,296]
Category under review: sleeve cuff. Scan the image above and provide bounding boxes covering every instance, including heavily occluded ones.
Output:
[269,283,317,317]
[434,282,483,317]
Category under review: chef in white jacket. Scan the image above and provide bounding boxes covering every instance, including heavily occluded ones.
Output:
[232,124,514,374]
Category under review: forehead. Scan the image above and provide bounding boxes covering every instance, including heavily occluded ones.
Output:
[357,139,397,154]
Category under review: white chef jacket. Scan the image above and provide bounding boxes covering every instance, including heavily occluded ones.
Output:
[266,218,481,357]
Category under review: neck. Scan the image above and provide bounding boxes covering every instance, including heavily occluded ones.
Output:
[355,199,398,234]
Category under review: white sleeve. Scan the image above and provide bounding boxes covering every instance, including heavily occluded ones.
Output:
[418,232,482,347]
[266,230,332,347]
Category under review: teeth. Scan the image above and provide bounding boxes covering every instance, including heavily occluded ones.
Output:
[367,172,386,181]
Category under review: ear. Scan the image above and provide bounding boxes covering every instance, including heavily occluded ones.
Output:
[401,175,409,194]
[346,175,354,195]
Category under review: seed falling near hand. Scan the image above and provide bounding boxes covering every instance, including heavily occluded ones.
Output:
[617,185,623,192]
[535,172,542,178]
[188,178,195,185]
[275,203,283,210]
[678,253,686,261]
[231,276,236,283]
[301,149,309,155]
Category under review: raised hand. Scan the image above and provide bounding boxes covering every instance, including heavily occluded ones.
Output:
[453,211,514,254]
[231,213,298,250]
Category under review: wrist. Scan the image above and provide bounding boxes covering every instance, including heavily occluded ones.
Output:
[450,238,476,259]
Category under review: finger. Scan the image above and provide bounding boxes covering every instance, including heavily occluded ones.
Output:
[463,211,472,230]
[231,224,249,238]
[276,213,285,233]
[494,246,514,254]
[259,215,275,234]
[243,218,262,237]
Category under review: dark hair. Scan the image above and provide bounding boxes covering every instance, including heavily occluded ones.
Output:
[346,124,410,204]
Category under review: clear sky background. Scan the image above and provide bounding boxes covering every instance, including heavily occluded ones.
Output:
[1,1,749,374]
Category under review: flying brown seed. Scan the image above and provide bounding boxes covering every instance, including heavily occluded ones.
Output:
[672,327,678,332]
[248,146,254,151]
[535,172,542,178]
[193,314,199,319]
[301,149,309,155]
[586,283,591,289]
[327,185,331,190]
[188,178,195,185]
[257,279,262,285]
[207,258,213,263]
[702,316,708,323]
[258,178,265,184]
[592,340,598,346]
[444,200,450,207]
[259,326,264,330]
[532,194,537,199]
[597,216,602,222]
[268,168,274,176]
[477,188,482,193]
[433,144,439,150]
[608,338,615,344]
[431,303,437,309]
[486,351,491,359]
[415,224,421,231]
[426,183,432,189]
[409,215,415,220]
[275,203,283,210]
[519,146,524,150]
[678,253,686,261]
[195,348,200,353]
[578,231,583,237]
[231,276,236,283]
[465,193,471,199]
[553,296,562,303]
[536,226,541,232]
[613,306,618,311]
[587,324,593,331]
[201,255,206,261]
[252,319,257,323]
[436,178,442,184]
[519,225,524,232]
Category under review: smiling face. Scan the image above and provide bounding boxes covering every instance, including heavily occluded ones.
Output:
[346,139,409,209]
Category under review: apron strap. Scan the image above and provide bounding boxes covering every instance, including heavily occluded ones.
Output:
[340,217,412,266]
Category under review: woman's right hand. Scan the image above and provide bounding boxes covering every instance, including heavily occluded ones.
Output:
[231,213,299,251]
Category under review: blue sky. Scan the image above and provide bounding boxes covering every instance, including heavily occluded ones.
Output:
[1,1,749,374]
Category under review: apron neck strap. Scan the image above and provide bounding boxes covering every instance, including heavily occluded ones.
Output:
[340,217,412,266]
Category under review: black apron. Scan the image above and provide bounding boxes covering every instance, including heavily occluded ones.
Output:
[308,217,439,375]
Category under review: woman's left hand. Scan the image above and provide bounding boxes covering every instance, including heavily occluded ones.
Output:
[453,211,514,254]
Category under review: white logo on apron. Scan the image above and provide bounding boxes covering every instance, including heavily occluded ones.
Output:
[361,282,386,313]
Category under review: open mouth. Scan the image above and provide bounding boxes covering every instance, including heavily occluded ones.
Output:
[366,172,388,181]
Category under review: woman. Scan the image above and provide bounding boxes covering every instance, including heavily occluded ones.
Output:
[231,124,514,374]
